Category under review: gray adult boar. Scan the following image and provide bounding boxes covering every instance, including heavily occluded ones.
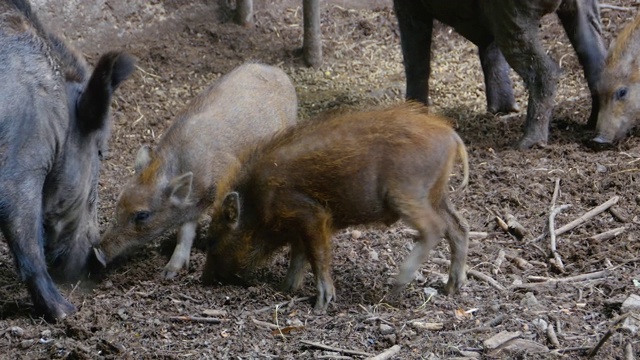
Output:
[0,0,134,320]
[592,16,640,145]
[394,0,606,149]
[94,63,298,279]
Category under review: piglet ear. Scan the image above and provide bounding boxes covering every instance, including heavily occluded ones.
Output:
[169,172,193,207]
[77,52,135,133]
[134,145,152,173]
[222,192,240,229]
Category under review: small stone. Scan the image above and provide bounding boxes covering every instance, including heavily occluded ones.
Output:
[521,292,543,310]
[483,331,522,350]
[8,326,25,338]
[19,339,35,349]
[41,329,51,338]
[382,334,397,344]
[379,323,394,335]
[423,287,438,298]
[596,163,607,173]
[117,308,128,321]
[621,294,640,313]
[351,230,362,239]
[368,249,379,261]
[532,319,548,332]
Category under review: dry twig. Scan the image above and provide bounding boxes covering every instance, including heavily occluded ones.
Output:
[511,270,609,290]
[590,227,627,241]
[168,316,222,324]
[546,324,560,348]
[599,3,634,11]
[549,204,571,272]
[253,297,311,314]
[555,196,620,237]
[365,345,401,360]
[300,340,373,357]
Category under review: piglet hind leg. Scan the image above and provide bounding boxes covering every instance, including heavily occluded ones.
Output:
[392,200,445,295]
[439,198,470,295]
[163,221,197,279]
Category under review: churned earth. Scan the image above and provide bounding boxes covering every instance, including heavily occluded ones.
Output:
[0,0,638,358]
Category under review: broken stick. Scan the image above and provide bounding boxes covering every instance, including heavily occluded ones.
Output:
[511,270,609,290]
[555,196,619,237]
[168,316,222,324]
[549,204,570,272]
[365,345,401,360]
[300,340,373,357]
[590,227,627,241]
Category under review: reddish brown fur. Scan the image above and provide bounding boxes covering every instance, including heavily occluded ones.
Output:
[203,102,470,311]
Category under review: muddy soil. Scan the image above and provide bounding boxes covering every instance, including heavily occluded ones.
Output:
[0,0,638,359]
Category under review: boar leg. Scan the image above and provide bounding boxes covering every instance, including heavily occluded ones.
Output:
[556,0,606,129]
[281,241,307,292]
[1,194,75,320]
[439,198,470,295]
[479,42,519,114]
[393,0,433,105]
[163,221,197,279]
[486,1,559,149]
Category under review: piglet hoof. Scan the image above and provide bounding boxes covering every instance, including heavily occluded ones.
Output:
[93,247,108,268]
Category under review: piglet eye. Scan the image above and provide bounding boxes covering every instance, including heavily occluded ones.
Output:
[133,210,151,223]
[614,87,628,101]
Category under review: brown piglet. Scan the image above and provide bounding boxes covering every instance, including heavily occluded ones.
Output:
[202,102,470,311]
[94,63,298,278]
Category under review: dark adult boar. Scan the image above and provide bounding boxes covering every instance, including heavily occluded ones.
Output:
[394,0,606,149]
[202,103,470,311]
[0,0,134,320]
[592,16,640,145]
[94,63,298,279]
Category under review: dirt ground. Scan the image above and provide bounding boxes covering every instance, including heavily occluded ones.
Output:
[0,0,638,358]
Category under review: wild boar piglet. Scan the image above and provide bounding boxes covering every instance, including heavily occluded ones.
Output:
[593,16,640,146]
[94,63,298,279]
[202,102,470,311]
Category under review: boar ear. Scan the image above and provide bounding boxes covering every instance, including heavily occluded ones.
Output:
[134,145,152,172]
[76,52,136,133]
[169,172,193,206]
[222,192,240,229]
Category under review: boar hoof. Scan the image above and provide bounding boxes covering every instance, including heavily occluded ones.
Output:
[489,103,520,115]
[42,300,76,322]
[162,268,179,280]
[517,135,547,150]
